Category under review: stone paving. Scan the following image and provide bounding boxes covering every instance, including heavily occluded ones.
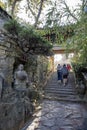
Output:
[22,100,87,130]
[21,72,87,130]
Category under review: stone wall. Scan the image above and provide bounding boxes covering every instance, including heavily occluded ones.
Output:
[0,33,53,130]
[0,14,33,130]
[0,31,15,88]
[0,8,53,130]
[0,47,14,86]
[0,101,24,130]
[0,9,14,89]
[25,55,52,88]
[0,19,6,31]
[0,94,33,130]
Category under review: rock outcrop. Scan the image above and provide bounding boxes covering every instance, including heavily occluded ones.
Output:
[0,6,53,130]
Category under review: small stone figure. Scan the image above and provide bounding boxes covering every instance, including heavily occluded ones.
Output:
[14,64,29,97]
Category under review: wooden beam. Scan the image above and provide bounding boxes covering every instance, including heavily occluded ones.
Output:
[53,49,74,54]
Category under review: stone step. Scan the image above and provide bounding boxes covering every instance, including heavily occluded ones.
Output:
[45,87,76,91]
[45,92,77,98]
[46,83,75,88]
[44,95,84,102]
[44,72,81,102]
[44,95,78,101]
[44,86,75,90]
[45,93,80,98]
[45,90,77,95]
[44,87,76,92]
[46,84,73,87]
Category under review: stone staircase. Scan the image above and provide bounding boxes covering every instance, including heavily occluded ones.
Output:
[44,72,84,102]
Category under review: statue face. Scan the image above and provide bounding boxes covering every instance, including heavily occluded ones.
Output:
[18,64,24,70]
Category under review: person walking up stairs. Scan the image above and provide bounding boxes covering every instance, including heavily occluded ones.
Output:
[61,64,69,86]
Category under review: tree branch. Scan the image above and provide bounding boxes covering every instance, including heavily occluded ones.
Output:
[26,0,36,19]
[63,0,79,22]
[34,0,44,28]
[11,0,18,16]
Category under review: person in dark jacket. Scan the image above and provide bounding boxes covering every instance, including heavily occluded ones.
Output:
[61,64,68,86]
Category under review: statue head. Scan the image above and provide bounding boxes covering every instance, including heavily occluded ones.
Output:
[18,64,24,71]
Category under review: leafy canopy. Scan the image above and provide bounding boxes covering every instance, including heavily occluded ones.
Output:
[4,19,53,56]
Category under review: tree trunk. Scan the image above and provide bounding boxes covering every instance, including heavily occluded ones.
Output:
[11,0,17,16]
[34,0,44,28]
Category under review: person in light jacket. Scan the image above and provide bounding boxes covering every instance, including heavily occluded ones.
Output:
[57,64,62,83]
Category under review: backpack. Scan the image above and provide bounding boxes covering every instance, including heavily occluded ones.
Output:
[62,67,68,75]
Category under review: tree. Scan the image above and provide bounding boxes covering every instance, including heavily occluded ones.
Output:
[4,19,53,57]
[45,0,87,65]
[3,0,50,28]
[27,0,45,27]
[44,0,80,45]
[45,0,80,27]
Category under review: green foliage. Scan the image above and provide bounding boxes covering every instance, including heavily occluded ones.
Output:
[71,62,87,82]
[4,19,53,55]
[28,89,40,102]
[19,26,35,40]
[4,19,22,35]
[19,25,52,48]
[71,13,87,65]
[72,62,87,73]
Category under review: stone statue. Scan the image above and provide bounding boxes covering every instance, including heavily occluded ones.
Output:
[14,64,29,91]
